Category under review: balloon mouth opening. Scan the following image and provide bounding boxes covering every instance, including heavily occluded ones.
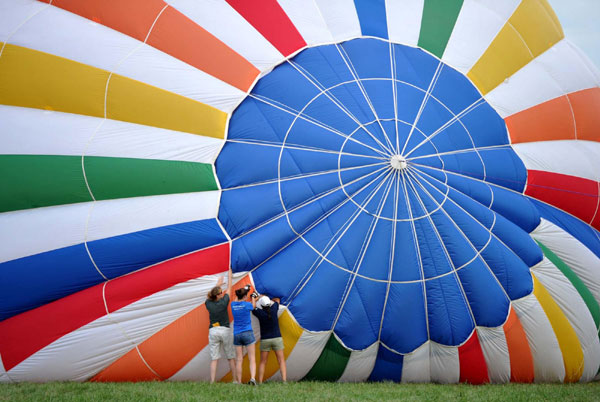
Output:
[390,155,408,170]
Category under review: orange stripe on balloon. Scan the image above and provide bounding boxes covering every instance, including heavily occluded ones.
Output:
[92,275,253,382]
[147,6,259,91]
[458,331,489,384]
[568,87,600,142]
[503,307,534,383]
[42,0,259,91]
[91,348,161,382]
[91,306,209,381]
[41,0,164,42]
[505,95,574,144]
[505,88,600,144]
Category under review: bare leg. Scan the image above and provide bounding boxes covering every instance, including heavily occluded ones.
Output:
[258,351,269,383]
[228,359,237,383]
[210,359,218,383]
[275,349,287,382]
[235,346,244,383]
[247,343,257,381]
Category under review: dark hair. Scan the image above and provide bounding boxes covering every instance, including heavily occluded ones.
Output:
[207,287,222,301]
[264,304,272,319]
[235,287,249,300]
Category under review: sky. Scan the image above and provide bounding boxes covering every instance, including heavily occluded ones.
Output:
[548,0,600,69]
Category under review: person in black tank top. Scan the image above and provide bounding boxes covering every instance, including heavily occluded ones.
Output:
[252,295,287,383]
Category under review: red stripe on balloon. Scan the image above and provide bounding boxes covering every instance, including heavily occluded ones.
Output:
[0,243,229,371]
[526,170,600,230]
[225,0,306,56]
[458,331,489,384]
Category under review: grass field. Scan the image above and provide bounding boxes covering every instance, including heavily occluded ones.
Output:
[1,381,599,401]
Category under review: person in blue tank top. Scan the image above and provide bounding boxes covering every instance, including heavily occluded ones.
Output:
[231,285,258,385]
[252,295,286,383]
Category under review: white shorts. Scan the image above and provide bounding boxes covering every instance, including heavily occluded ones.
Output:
[209,326,235,360]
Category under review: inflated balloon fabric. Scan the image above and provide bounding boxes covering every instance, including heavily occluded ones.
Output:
[1,0,599,384]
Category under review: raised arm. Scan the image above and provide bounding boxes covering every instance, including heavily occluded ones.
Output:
[215,275,224,289]
[226,266,232,297]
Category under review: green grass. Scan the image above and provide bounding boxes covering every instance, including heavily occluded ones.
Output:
[1,381,599,402]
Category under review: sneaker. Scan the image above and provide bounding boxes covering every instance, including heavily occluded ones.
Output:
[248,378,257,386]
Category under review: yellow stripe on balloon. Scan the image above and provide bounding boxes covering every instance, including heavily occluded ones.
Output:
[0,43,226,139]
[0,42,106,116]
[221,309,304,383]
[532,274,584,382]
[467,0,564,95]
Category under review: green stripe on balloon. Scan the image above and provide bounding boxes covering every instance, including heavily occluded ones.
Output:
[418,0,464,58]
[303,333,351,381]
[536,241,600,339]
[0,155,217,212]
[85,156,217,200]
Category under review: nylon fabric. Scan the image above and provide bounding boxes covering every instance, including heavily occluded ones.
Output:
[531,219,600,309]
[0,244,229,372]
[442,0,521,74]
[354,0,387,39]
[531,258,600,381]
[514,140,600,184]
[531,200,600,259]
[467,0,564,95]
[11,273,227,382]
[313,0,361,42]
[418,0,464,58]
[0,219,227,321]
[429,342,460,383]
[512,294,565,382]
[485,39,600,119]
[0,43,227,137]
[385,0,423,46]
[2,0,599,384]
[46,0,259,91]
[303,334,350,381]
[277,0,334,46]
[477,326,510,383]
[4,4,245,113]
[368,345,403,382]
[96,274,251,382]
[0,155,217,213]
[506,89,600,144]
[164,0,282,72]
[400,341,430,383]
[0,106,224,163]
[275,331,330,381]
[224,0,305,56]
[218,38,533,353]
[532,275,584,382]
[0,191,220,265]
[537,242,600,332]
[337,342,378,382]
[458,331,489,384]
[503,307,534,383]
